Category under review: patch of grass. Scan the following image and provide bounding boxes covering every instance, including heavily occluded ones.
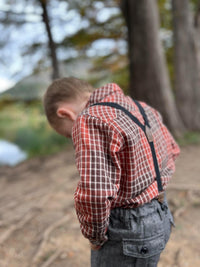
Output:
[177,131,200,146]
[0,100,70,158]
[14,123,68,157]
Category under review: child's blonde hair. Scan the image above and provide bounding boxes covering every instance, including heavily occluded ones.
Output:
[43,77,95,125]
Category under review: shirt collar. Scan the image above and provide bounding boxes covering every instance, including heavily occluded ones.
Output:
[86,83,124,108]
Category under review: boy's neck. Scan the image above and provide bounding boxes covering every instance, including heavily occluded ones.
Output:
[72,92,92,118]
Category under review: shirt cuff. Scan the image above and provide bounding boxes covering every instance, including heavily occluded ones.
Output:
[89,234,108,247]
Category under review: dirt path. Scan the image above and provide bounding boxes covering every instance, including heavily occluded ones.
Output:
[0,144,200,267]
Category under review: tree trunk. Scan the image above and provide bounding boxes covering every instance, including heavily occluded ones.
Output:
[121,0,184,136]
[40,0,60,80]
[172,0,200,130]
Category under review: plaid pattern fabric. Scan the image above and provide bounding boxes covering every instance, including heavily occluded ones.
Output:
[72,83,180,246]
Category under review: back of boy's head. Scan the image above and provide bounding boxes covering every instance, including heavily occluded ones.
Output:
[43,77,95,125]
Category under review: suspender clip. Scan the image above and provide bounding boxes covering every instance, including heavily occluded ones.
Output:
[145,125,154,142]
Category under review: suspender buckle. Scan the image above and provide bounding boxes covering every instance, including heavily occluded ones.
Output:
[145,125,154,142]
[156,192,165,204]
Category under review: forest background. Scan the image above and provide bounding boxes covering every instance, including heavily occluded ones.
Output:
[1,0,200,159]
[1,1,200,266]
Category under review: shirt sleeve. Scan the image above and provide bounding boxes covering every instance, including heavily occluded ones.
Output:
[155,109,180,161]
[72,115,123,246]
[154,109,180,188]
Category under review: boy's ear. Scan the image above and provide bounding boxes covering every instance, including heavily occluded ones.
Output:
[56,107,76,121]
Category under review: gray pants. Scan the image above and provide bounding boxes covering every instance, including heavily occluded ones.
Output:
[91,196,174,267]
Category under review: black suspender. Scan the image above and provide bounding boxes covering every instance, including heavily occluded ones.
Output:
[91,101,163,193]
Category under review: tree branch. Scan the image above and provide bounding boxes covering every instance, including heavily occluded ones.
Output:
[32,214,71,264]
[0,19,41,24]
[0,9,41,17]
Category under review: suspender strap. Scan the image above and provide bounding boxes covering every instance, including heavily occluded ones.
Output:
[134,100,150,128]
[91,102,145,132]
[91,101,163,192]
[133,100,163,192]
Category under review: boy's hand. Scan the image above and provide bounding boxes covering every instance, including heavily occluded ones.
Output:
[90,242,101,251]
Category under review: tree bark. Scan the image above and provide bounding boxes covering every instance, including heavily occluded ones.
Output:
[40,0,60,80]
[121,0,184,136]
[172,0,200,130]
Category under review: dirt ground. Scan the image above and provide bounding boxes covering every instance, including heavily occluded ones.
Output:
[0,143,200,267]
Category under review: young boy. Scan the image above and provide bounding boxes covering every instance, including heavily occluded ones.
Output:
[43,77,180,267]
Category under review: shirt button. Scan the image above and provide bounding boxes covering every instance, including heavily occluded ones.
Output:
[140,246,149,254]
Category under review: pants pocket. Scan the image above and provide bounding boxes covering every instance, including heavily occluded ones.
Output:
[122,233,165,259]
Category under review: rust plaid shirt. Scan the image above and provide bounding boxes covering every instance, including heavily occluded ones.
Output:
[72,83,180,246]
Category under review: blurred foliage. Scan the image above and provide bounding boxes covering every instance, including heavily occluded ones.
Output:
[177,131,200,146]
[89,54,129,92]
[1,81,46,101]
[1,0,200,162]
[191,0,200,12]
[62,13,125,50]
[0,100,70,157]
[158,0,172,30]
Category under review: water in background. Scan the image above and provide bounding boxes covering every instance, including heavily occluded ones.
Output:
[0,139,27,166]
